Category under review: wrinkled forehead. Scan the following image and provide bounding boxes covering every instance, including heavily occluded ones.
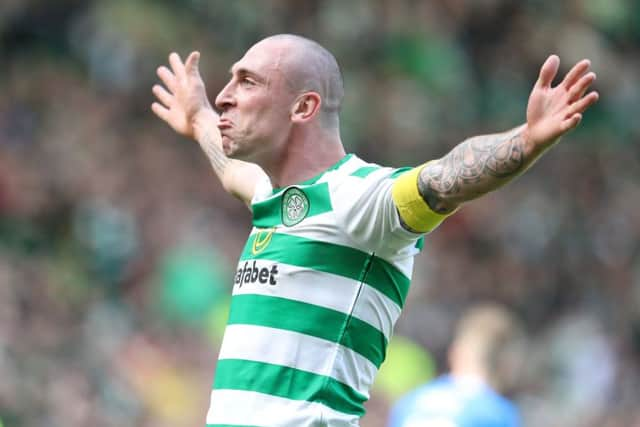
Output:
[232,39,289,81]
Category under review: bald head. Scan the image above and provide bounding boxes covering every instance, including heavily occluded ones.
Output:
[251,34,344,126]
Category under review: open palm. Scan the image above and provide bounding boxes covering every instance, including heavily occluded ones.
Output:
[526,55,599,147]
[152,51,216,139]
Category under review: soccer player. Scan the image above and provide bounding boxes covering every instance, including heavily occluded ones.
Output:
[388,304,525,427]
[151,34,598,426]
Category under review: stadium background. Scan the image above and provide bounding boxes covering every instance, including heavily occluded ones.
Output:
[1,0,639,426]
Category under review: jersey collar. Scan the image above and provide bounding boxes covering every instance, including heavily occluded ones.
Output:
[270,153,354,195]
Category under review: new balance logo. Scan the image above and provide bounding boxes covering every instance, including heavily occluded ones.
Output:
[235,261,279,287]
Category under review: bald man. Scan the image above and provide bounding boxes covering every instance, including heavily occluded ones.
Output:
[152,34,598,426]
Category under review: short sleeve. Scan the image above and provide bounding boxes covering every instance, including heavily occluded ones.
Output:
[334,167,429,257]
[251,174,274,205]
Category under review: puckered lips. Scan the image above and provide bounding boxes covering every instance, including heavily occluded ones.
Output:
[217,118,233,149]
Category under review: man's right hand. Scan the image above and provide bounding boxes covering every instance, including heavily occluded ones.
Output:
[152,51,218,141]
[152,51,266,208]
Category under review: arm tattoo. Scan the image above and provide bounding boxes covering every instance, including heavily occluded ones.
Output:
[418,128,531,213]
[199,128,230,178]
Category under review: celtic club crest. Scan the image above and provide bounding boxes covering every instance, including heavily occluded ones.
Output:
[281,187,310,227]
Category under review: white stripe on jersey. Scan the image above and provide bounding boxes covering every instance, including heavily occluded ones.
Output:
[206,389,358,427]
[217,324,378,397]
[231,262,401,341]
[248,211,417,279]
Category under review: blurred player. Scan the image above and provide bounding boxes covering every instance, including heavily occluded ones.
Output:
[388,304,525,427]
[151,34,598,426]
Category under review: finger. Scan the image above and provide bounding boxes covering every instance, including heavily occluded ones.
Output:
[561,59,591,90]
[152,84,173,108]
[185,51,201,76]
[568,72,596,103]
[151,102,171,122]
[169,52,186,80]
[566,91,599,117]
[561,113,582,132]
[537,55,560,88]
[157,66,177,92]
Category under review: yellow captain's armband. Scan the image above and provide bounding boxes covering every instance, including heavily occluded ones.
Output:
[391,163,451,233]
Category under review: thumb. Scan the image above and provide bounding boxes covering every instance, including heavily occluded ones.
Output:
[537,54,560,88]
[186,51,201,76]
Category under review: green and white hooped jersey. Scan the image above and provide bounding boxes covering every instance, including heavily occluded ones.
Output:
[206,154,430,427]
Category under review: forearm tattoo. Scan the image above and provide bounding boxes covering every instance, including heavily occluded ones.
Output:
[419,128,529,213]
[200,128,230,177]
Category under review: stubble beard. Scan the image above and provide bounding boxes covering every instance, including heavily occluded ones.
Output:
[223,135,260,164]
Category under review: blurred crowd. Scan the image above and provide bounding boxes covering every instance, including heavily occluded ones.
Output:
[1,1,639,426]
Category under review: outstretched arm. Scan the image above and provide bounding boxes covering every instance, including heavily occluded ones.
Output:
[419,55,599,214]
[151,52,266,207]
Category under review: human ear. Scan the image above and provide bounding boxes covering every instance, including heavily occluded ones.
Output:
[291,92,322,123]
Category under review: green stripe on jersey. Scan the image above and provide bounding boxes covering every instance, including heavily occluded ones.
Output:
[207,425,263,427]
[214,359,367,416]
[390,167,413,178]
[227,294,387,367]
[350,166,380,178]
[351,166,413,179]
[240,233,410,308]
[252,182,333,228]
